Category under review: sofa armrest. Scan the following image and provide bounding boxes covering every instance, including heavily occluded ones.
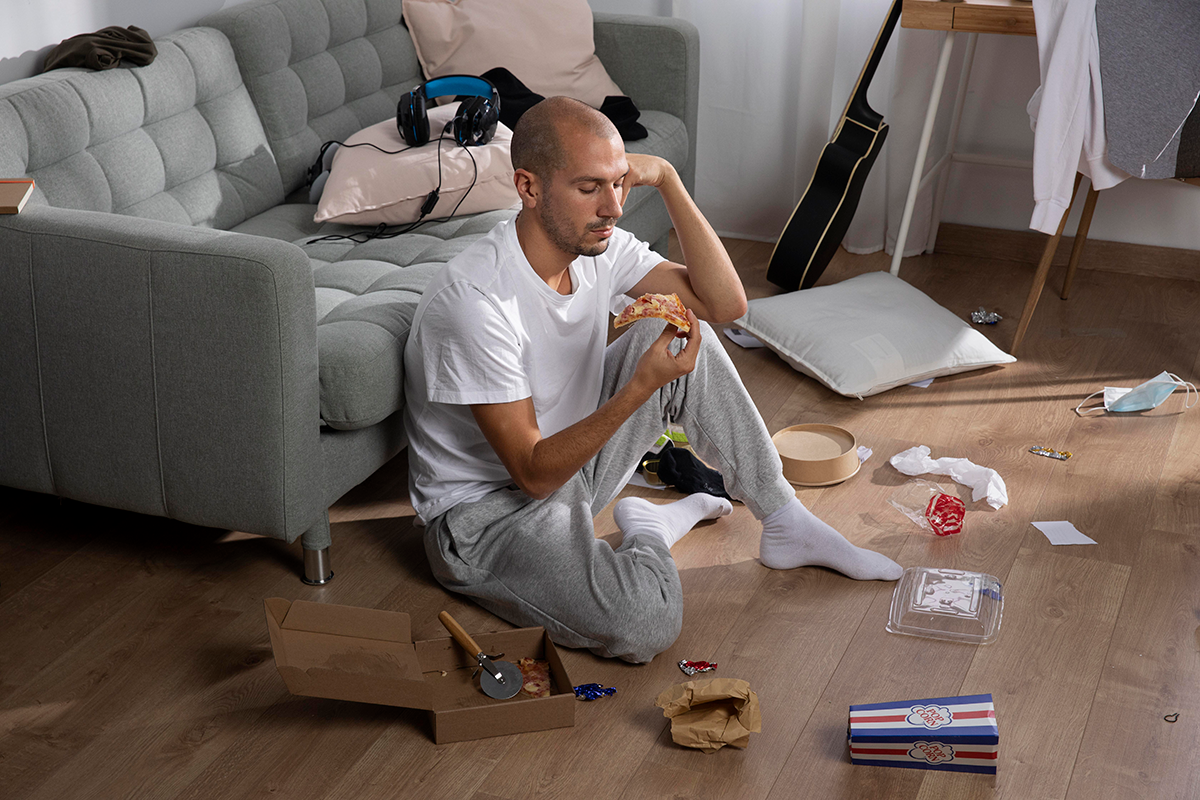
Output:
[0,206,325,542]
[593,12,701,194]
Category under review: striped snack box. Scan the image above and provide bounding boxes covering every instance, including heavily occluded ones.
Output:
[848,693,998,774]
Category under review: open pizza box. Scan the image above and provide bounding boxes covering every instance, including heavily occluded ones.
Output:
[264,598,576,743]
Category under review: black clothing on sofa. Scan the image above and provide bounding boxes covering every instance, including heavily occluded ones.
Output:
[478,67,648,141]
[42,26,158,73]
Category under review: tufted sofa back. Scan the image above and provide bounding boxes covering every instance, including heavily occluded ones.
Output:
[202,0,424,196]
[0,27,284,230]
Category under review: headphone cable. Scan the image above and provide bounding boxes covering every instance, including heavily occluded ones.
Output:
[306,123,481,245]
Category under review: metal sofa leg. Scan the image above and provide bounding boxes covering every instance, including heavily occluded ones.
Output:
[300,512,334,585]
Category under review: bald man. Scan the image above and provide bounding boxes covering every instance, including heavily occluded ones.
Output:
[403,97,901,663]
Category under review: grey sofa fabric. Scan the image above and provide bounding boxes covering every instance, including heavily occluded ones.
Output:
[0,0,700,566]
[202,0,422,195]
[0,207,325,540]
[0,28,284,227]
[593,13,701,195]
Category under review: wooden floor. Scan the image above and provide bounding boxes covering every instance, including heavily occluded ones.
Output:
[3,237,1200,799]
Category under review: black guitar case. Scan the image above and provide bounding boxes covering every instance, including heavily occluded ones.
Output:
[766,0,903,291]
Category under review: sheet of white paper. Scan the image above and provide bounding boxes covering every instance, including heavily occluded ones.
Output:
[908,378,935,388]
[857,446,873,463]
[723,328,766,349]
[626,472,667,491]
[1032,520,1097,545]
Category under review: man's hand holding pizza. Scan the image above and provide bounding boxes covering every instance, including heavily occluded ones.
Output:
[630,309,700,396]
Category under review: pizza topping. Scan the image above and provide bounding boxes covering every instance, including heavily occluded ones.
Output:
[613,292,691,332]
[516,657,552,698]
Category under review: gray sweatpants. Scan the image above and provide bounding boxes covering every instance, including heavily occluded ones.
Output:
[424,319,796,663]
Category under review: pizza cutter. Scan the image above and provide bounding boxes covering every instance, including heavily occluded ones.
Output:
[438,611,523,700]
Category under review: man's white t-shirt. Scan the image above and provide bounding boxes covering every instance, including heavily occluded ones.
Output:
[404,217,663,522]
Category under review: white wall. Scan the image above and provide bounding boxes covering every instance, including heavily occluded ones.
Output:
[588,0,1200,252]
[4,0,1199,251]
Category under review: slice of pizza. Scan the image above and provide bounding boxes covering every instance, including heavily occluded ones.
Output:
[613,292,691,332]
[516,657,552,699]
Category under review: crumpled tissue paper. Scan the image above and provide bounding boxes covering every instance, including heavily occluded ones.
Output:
[889,445,1008,509]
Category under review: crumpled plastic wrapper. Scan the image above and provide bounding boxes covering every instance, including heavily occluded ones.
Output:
[889,479,966,535]
[889,445,1008,509]
[655,678,761,754]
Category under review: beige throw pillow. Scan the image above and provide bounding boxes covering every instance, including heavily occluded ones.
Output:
[401,0,623,109]
[314,102,519,226]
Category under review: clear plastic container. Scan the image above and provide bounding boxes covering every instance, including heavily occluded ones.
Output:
[886,567,1003,644]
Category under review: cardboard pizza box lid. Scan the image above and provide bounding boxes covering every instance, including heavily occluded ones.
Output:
[263,598,576,742]
[265,598,433,709]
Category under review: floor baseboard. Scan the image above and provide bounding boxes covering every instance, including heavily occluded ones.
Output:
[935,222,1200,283]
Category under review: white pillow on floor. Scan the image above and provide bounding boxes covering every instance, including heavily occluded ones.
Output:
[735,271,1015,398]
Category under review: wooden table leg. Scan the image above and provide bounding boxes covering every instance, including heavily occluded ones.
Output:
[1061,183,1099,300]
[1011,173,1083,353]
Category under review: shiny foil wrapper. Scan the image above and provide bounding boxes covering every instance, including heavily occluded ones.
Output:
[678,659,717,676]
[573,683,616,701]
[1029,446,1071,461]
[970,307,1002,325]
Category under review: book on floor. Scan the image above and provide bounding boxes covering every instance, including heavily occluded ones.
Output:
[0,179,35,214]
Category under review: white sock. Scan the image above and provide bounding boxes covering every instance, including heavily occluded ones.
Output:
[613,493,733,549]
[759,498,903,580]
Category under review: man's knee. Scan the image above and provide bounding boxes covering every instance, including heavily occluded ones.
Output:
[596,598,683,663]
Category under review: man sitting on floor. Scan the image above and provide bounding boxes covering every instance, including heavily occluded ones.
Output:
[403,97,902,663]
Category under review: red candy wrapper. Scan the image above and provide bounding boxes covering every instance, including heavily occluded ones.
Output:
[925,493,965,536]
[679,659,717,676]
[889,479,966,536]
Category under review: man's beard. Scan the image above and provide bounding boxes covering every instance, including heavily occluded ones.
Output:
[538,191,616,257]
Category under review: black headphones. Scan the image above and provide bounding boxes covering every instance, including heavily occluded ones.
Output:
[397,75,500,147]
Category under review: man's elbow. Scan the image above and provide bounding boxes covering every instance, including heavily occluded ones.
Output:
[511,471,556,501]
[706,297,748,325]
[519,482,554,501]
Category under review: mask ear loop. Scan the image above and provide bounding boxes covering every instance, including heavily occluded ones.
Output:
[1075,389,1107,416]
[1167,373,1197,409]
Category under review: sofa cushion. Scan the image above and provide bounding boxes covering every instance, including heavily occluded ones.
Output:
[234,206,517,429]
[313,102,520,226]
[202,0,424,196]
[401,0,623,108]
[0,28,284,228]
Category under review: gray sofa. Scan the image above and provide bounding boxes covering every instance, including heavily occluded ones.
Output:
[0,0,699,583]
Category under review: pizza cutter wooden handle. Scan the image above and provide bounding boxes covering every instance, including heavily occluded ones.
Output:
[438,611,483,657]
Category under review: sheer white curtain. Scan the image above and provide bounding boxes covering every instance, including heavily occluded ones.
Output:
[591,0,947,255]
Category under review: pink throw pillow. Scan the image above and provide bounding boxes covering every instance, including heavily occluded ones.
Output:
[401,0,623,109]
[314,102,520,226]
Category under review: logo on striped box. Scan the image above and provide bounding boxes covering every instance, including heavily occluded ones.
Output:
[849,694,998,775]
[906,704,953,729]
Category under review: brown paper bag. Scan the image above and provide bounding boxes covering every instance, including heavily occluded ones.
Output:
[655,678,762,754]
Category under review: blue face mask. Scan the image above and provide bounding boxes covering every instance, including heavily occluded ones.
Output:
[1076,371,1196,415]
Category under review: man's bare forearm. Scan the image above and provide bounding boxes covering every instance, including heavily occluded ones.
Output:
[657,167,746,321]
[516,377,654,499]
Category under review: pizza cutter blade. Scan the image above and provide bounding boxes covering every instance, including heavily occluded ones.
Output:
[438,611,522,700]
